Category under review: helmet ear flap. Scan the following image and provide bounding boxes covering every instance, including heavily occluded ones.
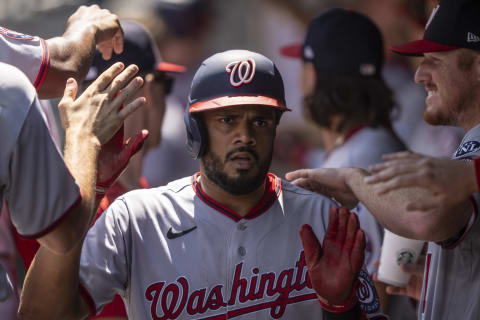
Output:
[184,108,207,159]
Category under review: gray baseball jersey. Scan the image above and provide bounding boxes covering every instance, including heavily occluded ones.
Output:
[320,126,406,274]
[0,62,79,303]
[79,173,387,319]
[0,27,48,90]
[418,124,480,320]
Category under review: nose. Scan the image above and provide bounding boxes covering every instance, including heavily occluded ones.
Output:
[234,119,256,146]
[414,59,430,85]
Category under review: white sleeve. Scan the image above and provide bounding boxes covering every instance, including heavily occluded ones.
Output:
[0,27,48,90]
[0,62,80,238]
[79,198,130,317]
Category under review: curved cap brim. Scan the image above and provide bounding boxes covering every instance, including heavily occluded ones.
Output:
[189,95,291,113]
[279,44,302,58]
[391,39,458,56]
[156,61,186,73]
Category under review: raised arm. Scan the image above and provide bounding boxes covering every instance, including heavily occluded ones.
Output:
[39,5,123,99]
[37,62,145,254]
[286,166,473,242]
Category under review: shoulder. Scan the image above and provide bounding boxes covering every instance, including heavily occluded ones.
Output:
[281,178,336,207]
[454,126,480,159]
[343,127,405,168]
[112,176,194,217]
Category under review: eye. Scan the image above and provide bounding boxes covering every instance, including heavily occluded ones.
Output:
[219,116,234,124]
[253,118,269,127]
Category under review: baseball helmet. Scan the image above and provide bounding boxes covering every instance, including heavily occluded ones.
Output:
[184,49,290,159]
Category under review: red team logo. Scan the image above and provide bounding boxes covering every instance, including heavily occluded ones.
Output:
[225,58,256,87]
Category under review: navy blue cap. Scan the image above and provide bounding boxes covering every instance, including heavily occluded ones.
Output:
[188,50,290,113]
[392,0,480,56]
[86,20,185,81]
[281,8,384,77]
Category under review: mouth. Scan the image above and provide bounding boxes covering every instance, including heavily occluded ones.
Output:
[228,152,257,170]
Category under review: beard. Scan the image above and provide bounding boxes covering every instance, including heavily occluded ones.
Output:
[423,92,470,126]
[201,146,272,195]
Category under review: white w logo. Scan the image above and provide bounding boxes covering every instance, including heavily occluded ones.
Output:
[225,58,256,87]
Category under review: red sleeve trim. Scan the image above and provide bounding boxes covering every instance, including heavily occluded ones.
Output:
[441,196,478,250]
[18,192,82,239]
[79,282,97,317]
[33,38,49,91]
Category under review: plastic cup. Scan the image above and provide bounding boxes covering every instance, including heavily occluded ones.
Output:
[377,229,424,287]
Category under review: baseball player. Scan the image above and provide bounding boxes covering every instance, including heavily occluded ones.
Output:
[280,9,414,319]
[0,4,123,99]
[286,0,480,319]
[19,50,388,320]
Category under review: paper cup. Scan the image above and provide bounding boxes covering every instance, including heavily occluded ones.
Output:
[377,229,424,287]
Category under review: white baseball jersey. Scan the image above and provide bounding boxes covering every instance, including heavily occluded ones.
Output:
[418,124,480,320]
[79,173,387,319]
[0,27,48,90]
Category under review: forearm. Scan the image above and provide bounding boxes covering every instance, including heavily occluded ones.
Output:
[38,129,100,253]
[40,25,96,99]
[18,245,87,320]
[346,168,472,241]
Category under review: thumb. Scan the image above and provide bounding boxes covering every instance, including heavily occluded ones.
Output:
[60,78,78,104]
[299,224,323,269]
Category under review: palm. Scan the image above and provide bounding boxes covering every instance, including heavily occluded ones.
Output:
[300,207,365,304]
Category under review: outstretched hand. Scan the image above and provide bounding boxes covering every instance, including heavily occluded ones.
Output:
[300,207,365,305]
[286,168,359,209]
[96,126,149,189]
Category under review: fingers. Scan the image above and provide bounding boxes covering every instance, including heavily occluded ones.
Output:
[351,229,365,272]
[335,207,348,245]
[106,64,140,99]
[324,207,339,242]
[343,211,359,253]
[381,151,421,161]
[117,96,147,121]
[299,224,323,268]
[59,78,78,106]
[91,62,125,92]
[123,130,150,158]
[385,285,407,296]
[285,169,312,181]
[372,173,424,195]
[113,29,124,54]
[289,177,315,192]
[98,41,114,60]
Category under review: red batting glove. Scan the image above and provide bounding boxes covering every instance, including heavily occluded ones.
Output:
[95,125,149,198]
[300,207,366,313]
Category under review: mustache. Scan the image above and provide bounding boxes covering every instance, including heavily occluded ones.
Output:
[225,146,259,162]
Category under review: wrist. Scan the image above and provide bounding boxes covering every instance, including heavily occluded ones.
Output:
[65,128,101,150]
[317,284,358,314]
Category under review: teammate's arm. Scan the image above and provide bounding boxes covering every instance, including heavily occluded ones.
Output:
[36,62,145,254]
[286,168,473,242]
[38,5,123,99]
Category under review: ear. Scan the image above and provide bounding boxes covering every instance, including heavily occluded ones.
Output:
[300,62,317,96]
[329,114,343,133]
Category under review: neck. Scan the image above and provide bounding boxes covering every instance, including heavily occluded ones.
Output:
[198,173,266,217]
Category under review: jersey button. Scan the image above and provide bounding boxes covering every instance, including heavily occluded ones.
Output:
[238,246,246,256]
[237,223,247,231]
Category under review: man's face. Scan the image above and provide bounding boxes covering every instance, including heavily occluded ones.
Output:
[414,49,479,127]
[200,105,277,195]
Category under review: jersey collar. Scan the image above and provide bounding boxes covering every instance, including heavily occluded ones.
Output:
[191,172,282,222]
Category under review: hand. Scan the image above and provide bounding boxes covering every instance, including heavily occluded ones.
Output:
[286,168,359,209]
[65,5,123,60]
[97,126,150,189]
[365,151,476,212]
[58,62,146,145]
[300,207,365,305]
[373,254,425,301]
